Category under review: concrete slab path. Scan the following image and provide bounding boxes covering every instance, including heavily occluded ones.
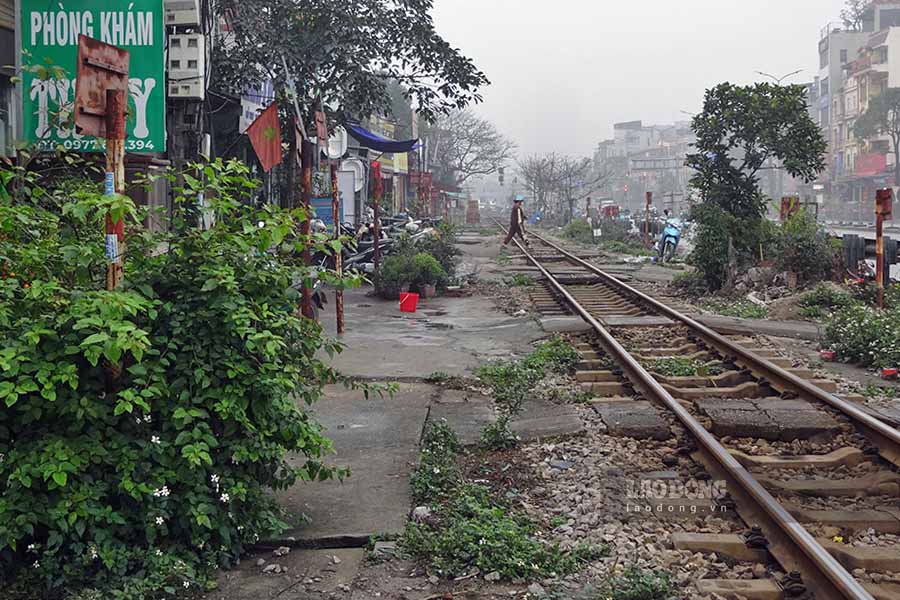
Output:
[276,383,432,545]
[320,286,545,379]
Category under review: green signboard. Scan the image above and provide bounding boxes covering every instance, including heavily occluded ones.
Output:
[19,0,165,153]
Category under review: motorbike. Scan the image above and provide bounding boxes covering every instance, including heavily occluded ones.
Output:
[657,220,681,263]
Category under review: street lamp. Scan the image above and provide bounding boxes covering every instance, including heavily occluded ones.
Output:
[755,69,803,85]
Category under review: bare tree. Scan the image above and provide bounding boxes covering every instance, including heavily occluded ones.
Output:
[556,156,616,224]
[841,0,869,31]
[423,110,516,187]
[517,153,563,219]
[518,153,614,224]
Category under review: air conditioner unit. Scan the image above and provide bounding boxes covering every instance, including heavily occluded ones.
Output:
[165,0,201,26]
[168,33,205,81]
[168,77,205,100]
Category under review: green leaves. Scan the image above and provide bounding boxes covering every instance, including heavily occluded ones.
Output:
[1,158,358,598]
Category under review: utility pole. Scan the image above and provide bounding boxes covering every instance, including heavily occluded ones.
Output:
[876,188,893,309]
[644,191,653,247]
[105,89,127,291]
[299,134,314,318]
[330,162,345,333]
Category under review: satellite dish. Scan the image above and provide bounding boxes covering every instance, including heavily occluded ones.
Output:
[326,126,348,160]
[341,158,366,192]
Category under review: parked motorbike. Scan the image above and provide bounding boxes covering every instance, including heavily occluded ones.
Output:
[657,211,681,263]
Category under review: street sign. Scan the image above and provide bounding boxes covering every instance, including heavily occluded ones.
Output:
[74,36,130,138]
[19,0,165,152]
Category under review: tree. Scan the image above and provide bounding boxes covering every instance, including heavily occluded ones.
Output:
[421,111,516,188]
[518,154,563,220]
[556,156,615,224]
[854,87,900,186]
[685,82,825,290]
[686,82,825,221]
[212,1,489,124]
[517,153,613,224]
[841,0,869,31]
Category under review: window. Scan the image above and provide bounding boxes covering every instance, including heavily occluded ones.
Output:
[821,78,830,97]
[841,49,848,64]
[820,49,829,69]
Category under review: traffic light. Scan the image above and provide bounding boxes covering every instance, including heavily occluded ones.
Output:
[624,184,629,193]
[498,167,505,186]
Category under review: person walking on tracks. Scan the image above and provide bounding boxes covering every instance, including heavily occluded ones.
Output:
[503,195,530,247]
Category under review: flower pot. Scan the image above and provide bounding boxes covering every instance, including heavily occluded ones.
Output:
[419,283,437,299]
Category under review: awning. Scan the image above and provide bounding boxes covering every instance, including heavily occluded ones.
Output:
[347,124,420,154]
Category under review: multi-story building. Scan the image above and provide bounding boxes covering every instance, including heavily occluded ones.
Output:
[593,121,695,213]
[830,24,900,205]
[817,2,900,199]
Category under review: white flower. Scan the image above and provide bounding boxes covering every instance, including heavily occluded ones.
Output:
[210,474,220,484]
[143,414,152,423]
[183,581,190,589]
[153,485,171,498]
[220,493,230,503]
[151,435,161,445]
[155,517,165,526]
[155,549,163,556]
[33,561,40,569]
[89,546,98,560]
[0,453,5,463]
[27,544,36,552]
[432,467,441,474]
[135,417,142,425]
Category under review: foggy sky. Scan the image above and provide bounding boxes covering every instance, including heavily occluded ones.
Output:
[432,0,847,157]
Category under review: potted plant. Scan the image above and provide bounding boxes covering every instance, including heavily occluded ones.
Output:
[412,252,447,299]
[374,253,416,300]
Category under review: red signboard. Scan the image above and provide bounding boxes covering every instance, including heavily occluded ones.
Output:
[856,153,888,177]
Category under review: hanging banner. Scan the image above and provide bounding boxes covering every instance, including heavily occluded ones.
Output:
[19,0,165,153]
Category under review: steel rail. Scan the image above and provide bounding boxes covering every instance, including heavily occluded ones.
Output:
[497,226,874,600]
[527,231,900,468]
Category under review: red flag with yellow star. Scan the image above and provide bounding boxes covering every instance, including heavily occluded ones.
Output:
[246,103,282,173]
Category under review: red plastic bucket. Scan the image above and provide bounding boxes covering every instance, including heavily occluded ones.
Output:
[399,292,419,313]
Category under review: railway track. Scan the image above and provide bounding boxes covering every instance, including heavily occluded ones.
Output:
[497,224,900,600]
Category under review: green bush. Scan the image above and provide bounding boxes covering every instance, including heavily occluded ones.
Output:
[412,252,448,287]
[825,303,900,368]
[403,484,602,580]
[374,250,446,296]
[476,337,579,448]
[506,274,535,287]
[645,357,723,377]
[563,220,594,245]
[522,336,581,374]
[702,298,768,319]
[598,219,630,242]
[0,159,360,598]
[410,421,462,504]
[602,566,673,600]
[799,284,855,319]
[775,212,836,284]
[688,204,737,291]
[403,422,604,580]
[417,223,462,276]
